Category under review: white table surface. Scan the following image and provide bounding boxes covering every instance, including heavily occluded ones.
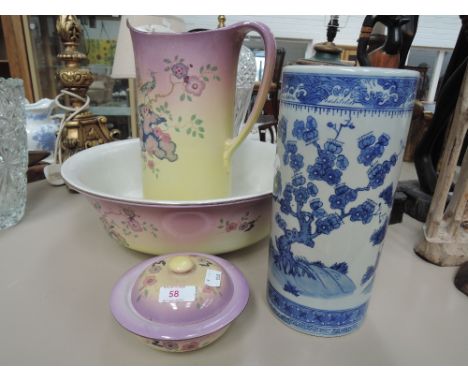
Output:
[0,180,467,366]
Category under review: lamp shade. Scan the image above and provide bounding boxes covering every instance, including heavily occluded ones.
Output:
[111,15,186,79]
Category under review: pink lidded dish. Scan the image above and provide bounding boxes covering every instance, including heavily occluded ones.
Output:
[110,252,249,352]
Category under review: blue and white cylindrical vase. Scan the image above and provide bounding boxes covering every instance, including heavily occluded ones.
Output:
[267,66,419,337]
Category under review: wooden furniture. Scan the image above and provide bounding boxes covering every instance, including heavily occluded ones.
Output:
[0,16,133,138]
[256,114,277,143]
[414,65,468,266]
[250,48,286,143]
[403,101,433,162]
[0,16,34,101]
[27,151,49,183]
[340,45,357,64]
[405,65,429,100]
[357,16,412,69]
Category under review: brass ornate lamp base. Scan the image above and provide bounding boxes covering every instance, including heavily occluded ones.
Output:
[61,112,120,159]
[56,15,119,161]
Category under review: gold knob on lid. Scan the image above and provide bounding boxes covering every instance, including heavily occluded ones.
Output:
[168,256,195,274]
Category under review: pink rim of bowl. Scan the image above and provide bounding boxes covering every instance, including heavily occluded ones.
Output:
[110,253,250,341]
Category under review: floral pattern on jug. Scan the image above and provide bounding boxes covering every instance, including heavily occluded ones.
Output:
[129,21,276,200]
[137,56,220,176]
[267,66,419,337]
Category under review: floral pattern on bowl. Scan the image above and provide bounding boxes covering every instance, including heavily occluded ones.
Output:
[61,137,276,255]
[217,211,260,233]
[140,326,229,352]
[88,196,270,255]
[92,201,158,249]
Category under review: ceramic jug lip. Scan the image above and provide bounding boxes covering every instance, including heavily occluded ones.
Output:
[25,98,54,111]
[283,64,421,79]
[127,19,254,37]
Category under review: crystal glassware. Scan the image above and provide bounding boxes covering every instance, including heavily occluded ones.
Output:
[234,45,257,136]
[0,78,28,230]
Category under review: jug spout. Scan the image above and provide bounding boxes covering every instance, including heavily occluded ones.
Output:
[25,98,55,116]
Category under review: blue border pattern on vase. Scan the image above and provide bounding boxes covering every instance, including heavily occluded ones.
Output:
[281,72,419,115]
[267,282,369,337]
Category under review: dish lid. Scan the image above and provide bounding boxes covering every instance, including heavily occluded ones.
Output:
[110,253,249,340]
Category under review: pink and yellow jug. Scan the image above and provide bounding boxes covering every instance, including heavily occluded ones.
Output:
[129,21,276,200]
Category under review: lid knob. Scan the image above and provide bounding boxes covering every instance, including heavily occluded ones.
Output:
[168,256,195,274]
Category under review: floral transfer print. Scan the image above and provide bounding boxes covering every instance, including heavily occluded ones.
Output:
[144,327,226,352]
[92,202,158,246]
[135,274,157,301]
[195,284,223,309]
[138,56,220,176]
[198,258,213,267]
[217,211,260,233]
[134,259,166,302]
[271,114,397,298]
[194,257,224,309]
[159,56,220,101]
[150,339,181,352]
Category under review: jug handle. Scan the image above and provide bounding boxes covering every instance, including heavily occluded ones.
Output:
[223,21,277,169]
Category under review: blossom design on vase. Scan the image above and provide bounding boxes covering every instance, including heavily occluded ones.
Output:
[217,211,260,233]
[271,114,398,298]
[379,184,394,207]
[137,56,220,177]
[361,266,375,285]
[92,202,158,246]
